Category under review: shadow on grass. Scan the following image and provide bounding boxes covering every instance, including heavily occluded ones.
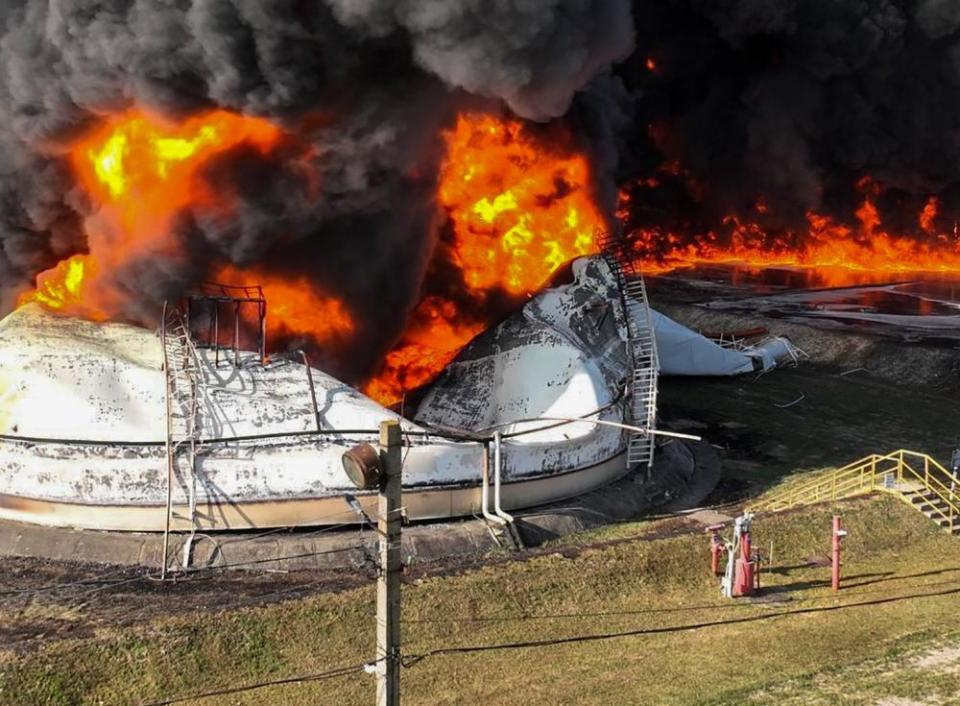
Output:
[762,566,960,596]
[764,571,893,594]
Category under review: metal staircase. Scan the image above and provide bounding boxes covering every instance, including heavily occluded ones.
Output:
[160,302,205,577]
[752,449,960,534]
[596,230,660,473]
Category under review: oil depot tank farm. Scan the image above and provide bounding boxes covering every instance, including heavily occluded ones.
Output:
[0,258,655,533]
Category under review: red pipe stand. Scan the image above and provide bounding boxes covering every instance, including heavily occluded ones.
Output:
[832,515,847,591]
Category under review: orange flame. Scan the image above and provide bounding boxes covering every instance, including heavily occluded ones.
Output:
[627,193,960,288]
[363,297,486,407]
[438,113,603,295]
[73,109,281,231]
[25,107,960,413]
[19,109,284,317]
[364,114,606,406]
[920,196,938,233]
[213,264,354,345]
[16,254,105,319]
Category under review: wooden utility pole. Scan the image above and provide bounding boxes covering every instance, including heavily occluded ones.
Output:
[377,420,402,706]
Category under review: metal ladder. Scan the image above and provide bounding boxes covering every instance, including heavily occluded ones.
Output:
[596,231,660,473]
[160,302,204,577]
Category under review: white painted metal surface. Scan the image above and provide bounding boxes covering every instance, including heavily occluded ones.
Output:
[652,310,799,375]
[0,257,641,531]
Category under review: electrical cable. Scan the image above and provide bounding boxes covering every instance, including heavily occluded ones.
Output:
[3,503,399,605]
[402,568,960,625]
[401,582,960,668]
[137,658,378,706]
[0,384,630,449]
[0,564,149,597]
[0,425,476,447]
[60,544,371,614]
[165,542,366,577]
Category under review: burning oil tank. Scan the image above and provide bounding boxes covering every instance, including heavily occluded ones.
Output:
[0,257,654,532]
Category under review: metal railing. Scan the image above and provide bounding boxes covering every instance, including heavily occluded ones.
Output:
[186,282,267,366]
[751,449,960,533]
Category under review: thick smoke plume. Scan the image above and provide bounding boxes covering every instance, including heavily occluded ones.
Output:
[0,0,633,381]
[4,0,958,386]
[615,0,960,238]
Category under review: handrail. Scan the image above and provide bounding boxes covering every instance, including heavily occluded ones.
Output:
[756,459,877,511]
[198,281,266,301]
[900,457,960,524]
[751,449,960,534]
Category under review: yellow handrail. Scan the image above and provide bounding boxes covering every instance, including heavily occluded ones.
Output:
[751,449,960,533]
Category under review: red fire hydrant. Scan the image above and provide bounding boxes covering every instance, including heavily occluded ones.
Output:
[720,512,757,599]
[733,522,755,597]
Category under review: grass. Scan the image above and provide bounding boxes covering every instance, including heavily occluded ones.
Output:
[4,496,960,705]
[734,632,960,705]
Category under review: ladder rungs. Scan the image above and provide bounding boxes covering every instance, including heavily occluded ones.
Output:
[602,249,659,471]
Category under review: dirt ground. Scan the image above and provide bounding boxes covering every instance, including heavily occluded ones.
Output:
[0,510,712,658]
[0,556,366,654]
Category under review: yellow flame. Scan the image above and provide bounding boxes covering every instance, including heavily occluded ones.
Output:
[154,125,221,178]
[471,191,519,224]
[89,120,227,197]
[438,113,601,296]
[63,257,85,293]
[91,132,129,199]
[18,109,285,321]
[18,255,90,312]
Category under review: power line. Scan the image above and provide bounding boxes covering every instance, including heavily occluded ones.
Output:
[65,545,369,612]
[402,568,960,625]
[26,563,958,704]
[401,582,960,667]
[0,565,147,597]
[137,659,378,706]
[403,599,756,624]
[174,543,368,576]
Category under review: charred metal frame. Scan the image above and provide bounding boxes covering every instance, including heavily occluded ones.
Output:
[185,282,267,367]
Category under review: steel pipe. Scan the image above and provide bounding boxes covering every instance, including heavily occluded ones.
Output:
[493,431,514,524]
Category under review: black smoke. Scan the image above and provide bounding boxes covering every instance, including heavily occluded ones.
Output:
[0,0,634,381]
[8,1,957,384]
[613,0,960,242]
